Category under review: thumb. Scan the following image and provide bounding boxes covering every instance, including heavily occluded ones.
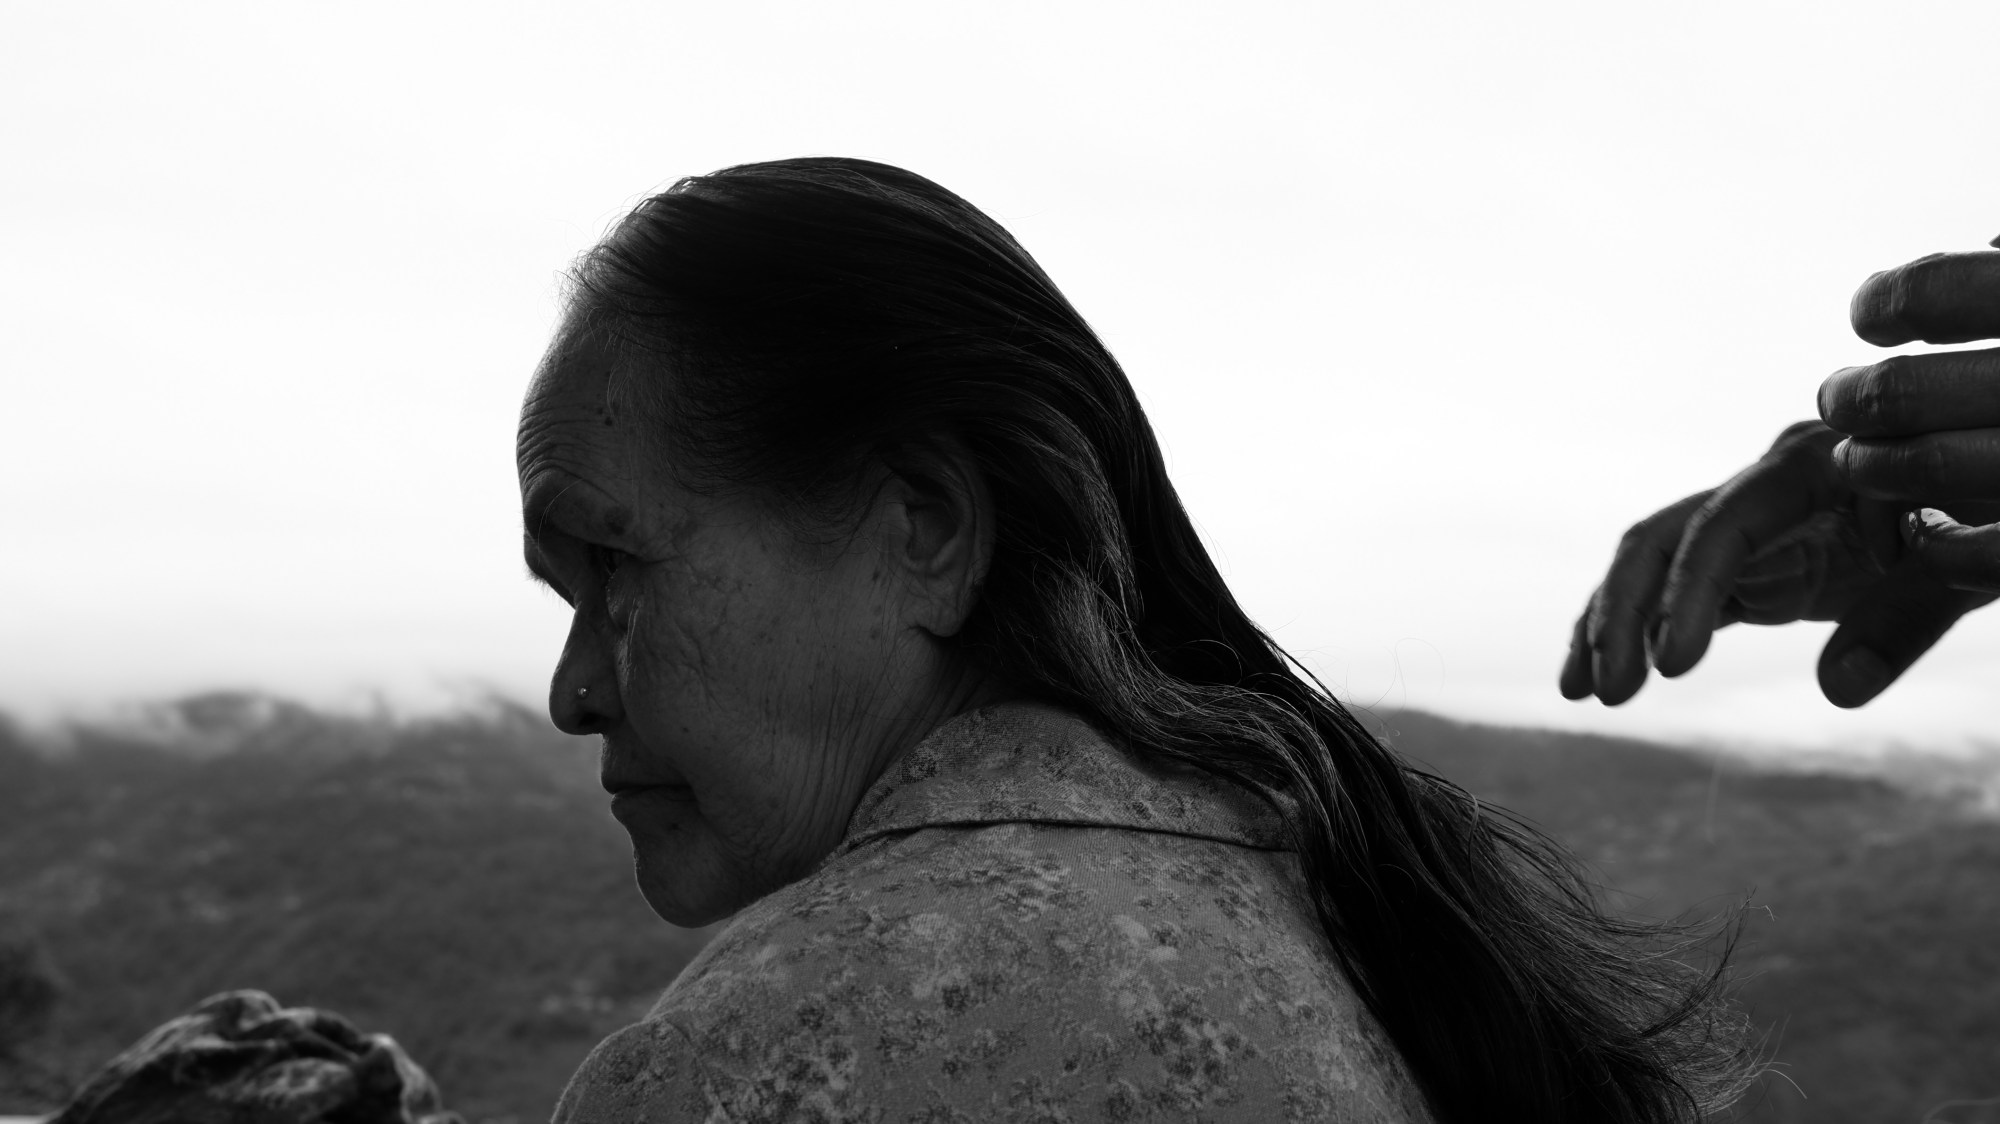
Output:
[1816,555,1995,707]
[1904,507,2000,594]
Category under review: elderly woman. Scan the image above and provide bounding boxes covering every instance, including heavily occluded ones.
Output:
[515,158,1751,1124]
[51,158,1752,1124]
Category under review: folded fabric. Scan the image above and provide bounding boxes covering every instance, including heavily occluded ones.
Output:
[52,990,459,1124]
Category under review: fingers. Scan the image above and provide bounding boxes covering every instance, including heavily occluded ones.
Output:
[1650,434,1842,677]
[1568,491,1716,705]
[1854,494,1910,571]
[1724,507,1888,624]
[1559,606,1595,700]
[1850,250,2000,347]
[1597,495,1716,699]
[1816,557,1996,707]
[1831,428,2000,503]
[1903,507,2000,594]
[1818,347,2000,438]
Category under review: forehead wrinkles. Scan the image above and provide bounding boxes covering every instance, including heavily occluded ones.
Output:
[519,340,721,557]
[517,410,636,549]
[519,324,666,465]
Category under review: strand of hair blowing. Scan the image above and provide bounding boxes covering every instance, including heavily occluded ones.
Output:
[571,157,1758,1124]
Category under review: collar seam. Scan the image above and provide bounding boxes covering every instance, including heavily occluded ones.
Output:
[833,815,1295,859]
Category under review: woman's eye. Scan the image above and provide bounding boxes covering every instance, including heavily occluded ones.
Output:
[591,545,636,584]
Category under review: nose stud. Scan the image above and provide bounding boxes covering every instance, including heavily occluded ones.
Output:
[575,686,590,700]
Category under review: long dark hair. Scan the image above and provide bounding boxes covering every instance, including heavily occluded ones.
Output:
[565,157,1757,1123]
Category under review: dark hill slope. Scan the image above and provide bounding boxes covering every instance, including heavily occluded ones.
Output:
[2,701,1996,1123]
[1380,709,2000,1124]
[0,701,714,1124]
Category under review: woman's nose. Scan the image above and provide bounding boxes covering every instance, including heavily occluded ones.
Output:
[549,609,621,735]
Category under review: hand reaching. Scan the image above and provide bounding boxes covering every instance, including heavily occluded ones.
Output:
[1562,239,2000,709]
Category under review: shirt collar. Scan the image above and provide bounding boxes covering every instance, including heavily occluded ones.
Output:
[834,700,1291,857]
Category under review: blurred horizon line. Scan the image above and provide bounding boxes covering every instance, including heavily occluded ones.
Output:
[11,682,2000,791]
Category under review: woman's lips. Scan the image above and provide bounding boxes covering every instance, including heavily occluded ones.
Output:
[607,784,697,821]
[600,768,690,794]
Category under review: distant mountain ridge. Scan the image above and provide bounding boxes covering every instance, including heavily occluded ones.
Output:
[2,695,1996,1123]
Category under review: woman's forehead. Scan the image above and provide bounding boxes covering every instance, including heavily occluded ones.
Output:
[525,327,628,418]
[519,339,658,503]
[520,326,676,461]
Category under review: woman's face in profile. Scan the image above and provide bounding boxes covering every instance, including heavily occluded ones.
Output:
[515,329,931,925]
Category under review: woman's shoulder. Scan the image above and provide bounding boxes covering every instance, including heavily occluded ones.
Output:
[557,820,1436,1123]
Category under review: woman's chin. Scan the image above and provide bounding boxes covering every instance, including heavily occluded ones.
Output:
[631,840,744,928]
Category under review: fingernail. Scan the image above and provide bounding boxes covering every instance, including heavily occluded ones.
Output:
[1824,647,1891,708]
[1906,507,1956,544]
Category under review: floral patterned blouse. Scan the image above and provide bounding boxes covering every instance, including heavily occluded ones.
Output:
[553,702,1436,1123]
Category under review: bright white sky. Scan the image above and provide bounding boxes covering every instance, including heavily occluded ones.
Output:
[6,0,1998,754]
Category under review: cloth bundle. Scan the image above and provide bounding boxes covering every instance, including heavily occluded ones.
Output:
[52,991,459,1124]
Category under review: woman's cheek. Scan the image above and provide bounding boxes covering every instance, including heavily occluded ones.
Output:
[612,586,661,687]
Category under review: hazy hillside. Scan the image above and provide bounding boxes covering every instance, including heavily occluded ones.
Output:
[1,696,1995,1123]
[0,696,717,1124]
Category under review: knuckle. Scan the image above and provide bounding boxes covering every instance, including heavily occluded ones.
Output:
[1677,499,1719,542]
[1845,358,1911,431]
[1768,427,1839,482]
[1853,253,1957,344]
[1895,252,1985,342]
[1618,505,1688,559]
[1900,251,1954,295]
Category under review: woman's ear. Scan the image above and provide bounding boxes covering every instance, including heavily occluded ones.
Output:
[880,440,994,638]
